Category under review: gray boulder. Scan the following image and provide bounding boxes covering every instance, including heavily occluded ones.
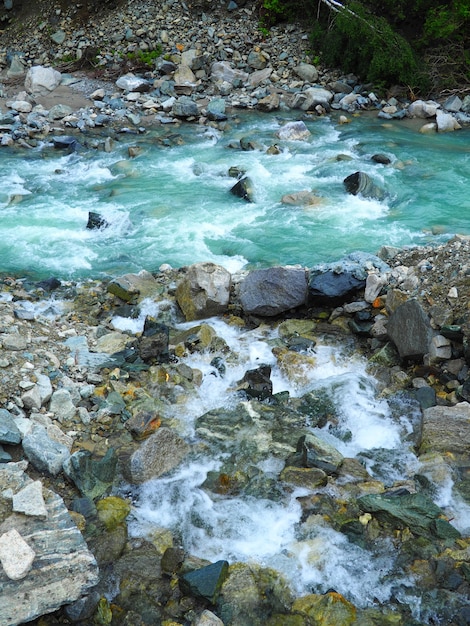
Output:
[300,86,333,110]
[128,427,190,484]
[387,299,434,360]
[230,176,254,202]
[275,121,311,141]
[22,424,70,476]
[308,268,366,305]
[115,72,149,92]
[25,65,61,95]
[247,50,267,70]
[436,110,461,132]
[210,61,248,86]
[293,62,318,83]
[407,99,440,118]
[239,267,307,316]
[107,269,159,302]
[421,403,470,456]
[176,262,231,322]
[0,409,21,445]
[172,95,198,117]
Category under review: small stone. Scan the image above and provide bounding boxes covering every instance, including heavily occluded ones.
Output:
[0,528,35,580]
[12,480,48,518]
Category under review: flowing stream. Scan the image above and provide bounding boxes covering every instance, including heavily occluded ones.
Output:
[2,111,470,621]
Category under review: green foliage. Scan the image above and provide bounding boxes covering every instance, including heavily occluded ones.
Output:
[313,1,424,89]
[125,46,162,67]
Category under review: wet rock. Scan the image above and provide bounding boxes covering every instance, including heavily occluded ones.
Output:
[180,559,229,603]
[128,426,190,483]
[272,347,316,386]
[371,153,391,165]
[176,262,231,321]
[343,171,385,200]
[387,299,434,360]
[293,433,344,474]
[357,491,461,539]
[107,269,158,302]
[207,98,227,121]
[64,591,101,623]
[236,364,273,399]
[194,609,225,626]
[96,495,131,531]
[281,190,323,206]
[230,175,254,201]
[292,592,357,626]
[86,211,108,230]
[280,466,328,489]
[239,267,307,316]
[63,448,118,499]
[276,120,311,141]
[52,135,82,152]
[217,562,292,625]
[126,410,161,440]
[139,317,169,362]
[308,269,365,306]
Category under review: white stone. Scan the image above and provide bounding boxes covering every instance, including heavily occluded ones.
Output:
[0,529,35,580]
[276,120,311,141]
[419,122,437,134]
[447,286,458,299]
[13,480,48,518]
[365,273,386,303]
[8,100,32,113]
[90,88,105,100]
[25,65,62,96]
[436,110,461,132]
[408,99,440,118]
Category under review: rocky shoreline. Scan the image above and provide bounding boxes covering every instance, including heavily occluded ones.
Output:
[1,1,470,624]
[1,236,470,624]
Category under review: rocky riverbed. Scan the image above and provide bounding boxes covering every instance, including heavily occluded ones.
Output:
[1,236,470,625]
[1,1,470,625]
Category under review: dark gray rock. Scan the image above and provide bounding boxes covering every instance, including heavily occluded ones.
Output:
[0,409,21,445]
[239,267,307,316]
[343,171,385,200]
[172,95,198,117]
[292,433,344,474]
[236,364,273,400]
[180,560,229,603]
[387,299,434,360]
[139,317,169,362]
[230,176,254,202]
[86,211,109,230]
[52,135,82,152]
[207,98,227,121]
[308,269,365,305]
[64,591,101,622]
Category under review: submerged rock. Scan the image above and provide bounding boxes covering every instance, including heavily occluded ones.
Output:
[343,171,385,200]
[230,175,254,202]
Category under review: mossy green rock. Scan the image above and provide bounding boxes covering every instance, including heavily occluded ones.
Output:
[292,591,357,625]
[96,496,131,531]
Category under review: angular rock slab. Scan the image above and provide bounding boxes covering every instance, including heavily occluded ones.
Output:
[387,299,434,360]
[239,267,307,316]
[176,262,231,322]
[25,65,61,95]
[0,470,99,626]
[180,560,229,603]
[420,402,470,456]
[128,427,190,484]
